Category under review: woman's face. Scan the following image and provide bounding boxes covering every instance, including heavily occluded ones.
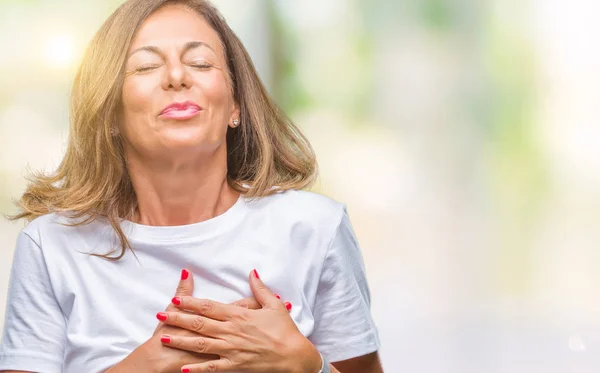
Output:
[118,4,238,161]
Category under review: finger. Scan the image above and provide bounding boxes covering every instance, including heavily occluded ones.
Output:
[248,269,281,310]
[175,269,194,297]
[228,296,261,310]
[171,296,240,322]
[156,311,230,338]
[272,294,292,313]
[166,268,194,312]
[160,334,228,356]
[181,358,234,373]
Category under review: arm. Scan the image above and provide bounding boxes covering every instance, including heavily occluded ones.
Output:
[103,341,160,373]
[331,351,384,373]
[309,207,382,370]
[0,232,66,373]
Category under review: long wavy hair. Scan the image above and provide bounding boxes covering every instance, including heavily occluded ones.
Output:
[10,0,317,260]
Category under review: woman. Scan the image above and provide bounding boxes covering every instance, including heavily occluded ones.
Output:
[0,1,382,372]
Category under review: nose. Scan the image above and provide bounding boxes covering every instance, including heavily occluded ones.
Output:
[162,61,193,91]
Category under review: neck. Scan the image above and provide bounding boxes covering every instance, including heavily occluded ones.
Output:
[125,150,240,226]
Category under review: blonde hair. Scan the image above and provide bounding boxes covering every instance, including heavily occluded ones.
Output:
[10,0,317,260]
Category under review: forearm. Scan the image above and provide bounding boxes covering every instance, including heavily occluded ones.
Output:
[330,351,384,373]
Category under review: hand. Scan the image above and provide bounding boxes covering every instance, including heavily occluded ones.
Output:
[107,269,265,373]
[137,269,216,373]
[158,269,322,373]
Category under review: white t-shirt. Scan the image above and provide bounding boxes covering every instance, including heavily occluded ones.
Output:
[0,190,380,373]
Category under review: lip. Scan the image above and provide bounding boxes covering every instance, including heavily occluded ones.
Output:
[159,100,202,120]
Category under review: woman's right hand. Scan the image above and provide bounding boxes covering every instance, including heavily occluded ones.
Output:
[106,269,265,373]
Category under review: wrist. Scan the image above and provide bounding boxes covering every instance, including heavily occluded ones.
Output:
[138,338,168,373]
[107,339,163,373]
[294,338,323,373]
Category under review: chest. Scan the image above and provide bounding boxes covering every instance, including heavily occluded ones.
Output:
[53,241,317,372]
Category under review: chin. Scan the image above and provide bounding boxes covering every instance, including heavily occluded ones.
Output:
[161,136,223,155]
[161,126,221,147]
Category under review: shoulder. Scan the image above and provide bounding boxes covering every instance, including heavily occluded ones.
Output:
[22,212,72,243]
[252,189,344,215]
[246,189,346,231]
[21,212,113,252]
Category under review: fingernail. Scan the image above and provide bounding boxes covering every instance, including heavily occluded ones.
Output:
[181,269,189,280]
[274,293,281,299]
[285,302,292,311]
[172,297,181,305]
[160,335,171,344]
[182,368,191,373]
[253,269,260,279]
[156,312,167,321]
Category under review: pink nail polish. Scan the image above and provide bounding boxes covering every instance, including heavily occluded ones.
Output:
[274,294,281,299]
[161,335,171,344]
[253,269,260,279]
[172,297,181,305]
[181,269,189,280]
[182,368,191,373]
[156,312,167,321]
[285,302,292,311]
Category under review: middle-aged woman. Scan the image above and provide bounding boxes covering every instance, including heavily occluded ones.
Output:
[0,1,383,373]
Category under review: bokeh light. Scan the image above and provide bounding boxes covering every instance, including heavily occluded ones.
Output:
[45,34,75,68]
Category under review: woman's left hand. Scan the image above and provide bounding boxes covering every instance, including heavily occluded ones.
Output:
[158,269,322,373]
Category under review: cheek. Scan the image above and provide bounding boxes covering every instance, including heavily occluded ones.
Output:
[197,70,232,106]
[121,78,156,116]
[119,79,161,146]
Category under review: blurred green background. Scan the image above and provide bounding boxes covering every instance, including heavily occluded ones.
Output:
[1,0,600,371]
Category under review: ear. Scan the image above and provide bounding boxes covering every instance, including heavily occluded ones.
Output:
[228,104,241,128]
[112,111,122,136]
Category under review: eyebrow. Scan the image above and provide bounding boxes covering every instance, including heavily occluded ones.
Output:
[127,40,214,59]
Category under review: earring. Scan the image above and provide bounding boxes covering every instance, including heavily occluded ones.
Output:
[232,118,240,127]
[110,128,115,135]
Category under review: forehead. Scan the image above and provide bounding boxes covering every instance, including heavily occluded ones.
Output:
[129,4,222,54]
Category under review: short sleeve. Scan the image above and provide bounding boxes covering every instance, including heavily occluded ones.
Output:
[308,207,381,362]
[0,231,66,373]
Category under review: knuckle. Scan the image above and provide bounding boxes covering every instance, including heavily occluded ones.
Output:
[224,322,238,335]
[237,309,251,321]
[200,300,214,314]
[207,362,218,372]
[195,337,207,353]
[175,284,190,295]
[225,357,236,369]
[191,316,205,332]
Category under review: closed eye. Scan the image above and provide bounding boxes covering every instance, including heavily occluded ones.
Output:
[135,65,160,73]
[131,62,213,74]
[190,63,213,69]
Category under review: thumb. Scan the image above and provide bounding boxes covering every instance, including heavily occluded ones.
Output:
[249,269,279,309]
[166,268,194,311]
